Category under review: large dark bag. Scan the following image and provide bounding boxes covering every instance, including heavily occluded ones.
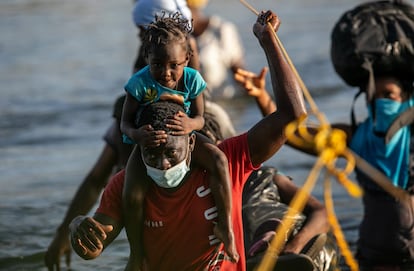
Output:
[331,0,414,95]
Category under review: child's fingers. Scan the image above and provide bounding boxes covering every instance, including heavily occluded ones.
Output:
[175,111,187,117]
[141,129,166,139]
[142,130,168,147]
[141,124,154,132]
[145,138,167,147]
[165,117,185,133]
[166,111,187,123]
[170,130,187,136]
[165,123,184,132]
[165,118,182,126]
[151,130,167,136]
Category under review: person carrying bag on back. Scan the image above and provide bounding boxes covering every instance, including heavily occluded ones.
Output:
[235,1,414,270]
[325,1,414,270]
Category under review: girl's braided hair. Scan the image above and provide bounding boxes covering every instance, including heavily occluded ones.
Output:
[142,12,193,59]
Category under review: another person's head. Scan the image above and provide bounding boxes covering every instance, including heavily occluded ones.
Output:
[141,12,193,89]
[364,74,414,134]
[136,101,195,188]
[186,0,209,10]
[361,72,413,103]
[373,76,411,102]
[186,0,209,37]
[132,1,192,29]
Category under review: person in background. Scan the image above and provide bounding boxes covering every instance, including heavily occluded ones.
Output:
[242,166,338,271]
[346,75,414,271]
[69,10,307,270]
[234,49,414,271]
[43,95,133,271]
[187,0,246,99]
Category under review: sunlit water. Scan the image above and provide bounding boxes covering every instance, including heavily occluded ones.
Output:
[0,0,398,270]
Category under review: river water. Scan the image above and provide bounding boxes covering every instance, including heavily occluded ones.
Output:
[0,0,401,270]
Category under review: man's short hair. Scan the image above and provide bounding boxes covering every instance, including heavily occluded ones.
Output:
[136,101,186,133]
[135,100,226,143]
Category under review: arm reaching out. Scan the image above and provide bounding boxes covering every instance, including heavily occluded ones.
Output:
[234,67,276,116]
[247,10,307,166]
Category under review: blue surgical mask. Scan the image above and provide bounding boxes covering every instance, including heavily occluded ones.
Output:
[369,97,413,134]
[143,155,190,189]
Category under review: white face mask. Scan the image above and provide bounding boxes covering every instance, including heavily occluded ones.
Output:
[143,152,190,189]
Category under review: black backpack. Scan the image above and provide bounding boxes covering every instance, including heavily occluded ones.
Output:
[331,0,414,100]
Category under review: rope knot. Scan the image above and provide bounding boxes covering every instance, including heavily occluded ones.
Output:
[315,128,347,156]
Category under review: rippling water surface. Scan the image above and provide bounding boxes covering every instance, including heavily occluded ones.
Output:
[0,0,390,270]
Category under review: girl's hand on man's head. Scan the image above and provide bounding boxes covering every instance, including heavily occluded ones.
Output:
[136,125,167,147]
[165,111,196,135]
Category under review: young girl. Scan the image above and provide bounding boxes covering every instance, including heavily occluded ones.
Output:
[120,12,239,268]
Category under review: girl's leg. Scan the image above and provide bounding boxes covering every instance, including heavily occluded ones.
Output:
[208,172,239,263]
[194,134,239,263]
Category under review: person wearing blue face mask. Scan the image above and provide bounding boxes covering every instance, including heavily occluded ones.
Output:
[234,67,414,270]
[347,76,414,271]
[351,76,414,191]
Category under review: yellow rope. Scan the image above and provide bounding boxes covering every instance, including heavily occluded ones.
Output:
[256,156,325,270]
[239,0,327,124]
[324,174,359,271]
[239,1,411,271]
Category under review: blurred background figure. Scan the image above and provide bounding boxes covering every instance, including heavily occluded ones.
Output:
[187,0,246,99]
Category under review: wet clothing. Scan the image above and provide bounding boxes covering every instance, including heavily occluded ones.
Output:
[357,189,414,269]
[350,118,414,268]
[242,167,338,271]
[242,167,306,251]
[97,133,259,271]
[351,117,411,190]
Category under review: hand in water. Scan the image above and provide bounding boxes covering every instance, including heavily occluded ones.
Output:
[69,216,113,260]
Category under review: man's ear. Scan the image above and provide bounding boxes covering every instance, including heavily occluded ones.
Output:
[188,133,196,152]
